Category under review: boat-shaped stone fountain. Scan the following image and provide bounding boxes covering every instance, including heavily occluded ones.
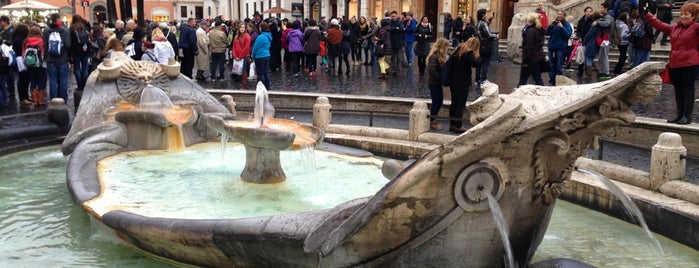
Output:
[62,52,665,267]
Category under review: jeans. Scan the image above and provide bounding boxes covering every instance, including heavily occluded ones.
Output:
[614,45,628,75]
[518,59,544,86]
[363,42,375,63]
[631,49,650,68]
[254,57,270,89]
[429,84,443,120]
[597,44,610,75]
[0,71,7,107]
[72,54,89,91]
[405,42,415,65]
[548,49,564,85]
[47,62,69,102]
[306,54,318,72]
[29,67,46,90]
[476,54,492,83]
[390,49,402,73]
[209,52,226,79]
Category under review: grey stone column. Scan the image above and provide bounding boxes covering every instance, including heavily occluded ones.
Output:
[650,132,686,191]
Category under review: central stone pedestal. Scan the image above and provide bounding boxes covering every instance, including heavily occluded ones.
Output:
[242,146,286,183]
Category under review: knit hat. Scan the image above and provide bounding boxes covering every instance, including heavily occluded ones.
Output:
[330,19,339,26]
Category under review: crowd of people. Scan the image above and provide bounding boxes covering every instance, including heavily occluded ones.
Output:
[0,0,695,129]
[513,0,698,125]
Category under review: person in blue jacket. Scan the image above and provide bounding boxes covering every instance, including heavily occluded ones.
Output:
[403,12,417,66]
[178,18,198,79]
[545,10,573,85]
[252,21,272,89]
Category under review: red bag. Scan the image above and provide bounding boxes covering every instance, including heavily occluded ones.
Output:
[319,40,327,57]
[596,31,608,47]
[660,65,671,84]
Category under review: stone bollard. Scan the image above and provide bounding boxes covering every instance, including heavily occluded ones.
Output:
[650,132,686,191]
[47,98,71,134]
[220,95,237,116]
[313,97,331,129]
[409,101,430,140]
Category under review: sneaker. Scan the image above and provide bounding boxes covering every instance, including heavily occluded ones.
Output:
[309,71,315,77]
[20,99,33,105]
[598,74,611,81]
[449,126,467,134]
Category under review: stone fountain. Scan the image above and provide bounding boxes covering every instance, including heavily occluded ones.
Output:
[62,52,666,267]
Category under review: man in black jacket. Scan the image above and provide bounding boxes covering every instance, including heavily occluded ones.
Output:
[576,6,593,77]
[388,11,405,76]
[178,18,197,79]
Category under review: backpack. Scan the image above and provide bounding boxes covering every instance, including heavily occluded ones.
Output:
[0,42,15,67]
[23,44,42,68]
[48,31,63,56]
[76,28,90,52]
[441,54,454,87]
[607,17,621,46]
[630,20,645,38]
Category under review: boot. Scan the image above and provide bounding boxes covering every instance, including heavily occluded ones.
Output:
[430,120,443,130]
[35,89,45,106]
[669,87,685,123]
[240,72,248,88]
[584,66,593,79]
[31,89,38,105]
[677,97,694,125]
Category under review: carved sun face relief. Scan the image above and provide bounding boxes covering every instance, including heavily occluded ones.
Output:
[116,61,171,104]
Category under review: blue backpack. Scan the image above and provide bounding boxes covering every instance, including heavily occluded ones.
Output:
[48,30,63,56]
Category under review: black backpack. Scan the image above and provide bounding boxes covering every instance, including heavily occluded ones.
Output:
[76,28,90,52]
[441,52,456,87]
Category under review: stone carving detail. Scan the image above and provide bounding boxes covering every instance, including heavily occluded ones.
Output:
[625,72,663,104]
[116,61,170,104]
[532,133,570,204]
[556,112,586,133]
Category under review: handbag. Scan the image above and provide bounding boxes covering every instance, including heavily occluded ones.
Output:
[541,56,551,73]
[15,56,26,72]
[232,59,244,75]
[575,45,585,65]
[361,39,369,49]
[659,65,671,84]
[375,45,384,57]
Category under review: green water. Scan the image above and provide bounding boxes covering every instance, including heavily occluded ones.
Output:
[1,146,697,267]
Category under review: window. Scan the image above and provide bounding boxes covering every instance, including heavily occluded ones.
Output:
[181,6,187,18]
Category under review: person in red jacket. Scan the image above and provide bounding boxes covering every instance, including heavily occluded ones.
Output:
[646,2,699,124]
[232,23,251,88]
[536,2,549,30]
[325,19,343,76]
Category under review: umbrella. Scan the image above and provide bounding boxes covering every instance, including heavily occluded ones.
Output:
[262,6,291,14]
[1,0,58,11]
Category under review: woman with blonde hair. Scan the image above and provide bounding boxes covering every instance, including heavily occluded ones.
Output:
[99,38,125,60]
[518,12,546,86]
[425,38,450,130]
[444,37,480,133]
[151,27,175,64]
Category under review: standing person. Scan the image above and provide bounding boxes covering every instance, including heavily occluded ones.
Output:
[613,12,631,76]
[151,28,175,64]
[375,18,392,79]
[287,20,304,77]
[654,0,674,45]
[0,16,15,102]
[645,2,699,124]
[444,37,480,134]
[592,2,616,80]
[114,20,125,41]
[281,18,292,70]
[178,18,198,79]
[303,19,321,78]
[536,2,549,29]
[360,17,376,65]
[90,25,107,70]
[518,13,546,86]
[349,16,362,65]
[414,16,433,75]
[43,13,71,102]
[475,9,497,89]
[247,22,259,46]
[630,10,654,67]
[583,11,604,79]
[462,16,477,41]
[194,21,210,81]
[425,38,450,130]
[339,20,352,75]
[452,12,464,47]
[232,23,251,88]
[444,13,453,39]
[403,12,417,66]
[268,18,283,73]
[69,15,91,92]
[209,22,228,81]
[11,23,30,106]
[389,11,405,75]
[545,10,573,86]
[24,26,45,106]
[160,23,178,62]
[325,19,342,76]
[252,22,272,89]
[576,6,594,77]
